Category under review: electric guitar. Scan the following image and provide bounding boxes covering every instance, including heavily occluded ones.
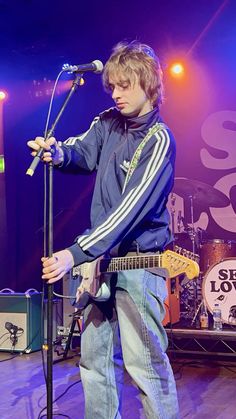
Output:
[73,248,199,310]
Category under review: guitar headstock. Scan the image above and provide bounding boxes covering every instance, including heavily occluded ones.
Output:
[162,248,200,279]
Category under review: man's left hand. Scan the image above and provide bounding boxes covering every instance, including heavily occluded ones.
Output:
[42,249,74,284]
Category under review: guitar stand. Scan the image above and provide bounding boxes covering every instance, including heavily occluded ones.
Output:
[53,310,82,364]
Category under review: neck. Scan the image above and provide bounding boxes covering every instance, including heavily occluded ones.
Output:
[100,254,162,273]
[138,102,153,117]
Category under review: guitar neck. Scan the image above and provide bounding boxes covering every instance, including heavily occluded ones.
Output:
[100,254,162,274]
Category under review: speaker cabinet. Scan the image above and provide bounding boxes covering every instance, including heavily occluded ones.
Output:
[0,292,42,352]
[162,277,180,326]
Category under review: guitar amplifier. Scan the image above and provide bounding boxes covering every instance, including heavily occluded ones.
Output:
[162,277,180,326]
[0,292,42,352]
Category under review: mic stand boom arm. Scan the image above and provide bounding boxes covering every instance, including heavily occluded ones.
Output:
[26,74,84,177]
[26,73,83,419]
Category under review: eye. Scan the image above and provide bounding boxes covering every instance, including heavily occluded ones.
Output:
[118,82,129,90]
[108,84,115,92]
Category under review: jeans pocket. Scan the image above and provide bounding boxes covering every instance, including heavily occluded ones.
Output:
[146,271,167,303]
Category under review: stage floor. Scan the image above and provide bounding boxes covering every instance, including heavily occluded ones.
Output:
[0,348,236,419]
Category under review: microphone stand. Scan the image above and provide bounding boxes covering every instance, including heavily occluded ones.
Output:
[26,73,84,419]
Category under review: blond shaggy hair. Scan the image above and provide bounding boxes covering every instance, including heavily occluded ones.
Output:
[102,41,164,106]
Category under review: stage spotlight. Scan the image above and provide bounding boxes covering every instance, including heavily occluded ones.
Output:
[0,155,5,173]
[170,63,185,78]
[0,91,8,101]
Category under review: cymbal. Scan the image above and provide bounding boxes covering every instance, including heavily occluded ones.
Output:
[173,177,230,207]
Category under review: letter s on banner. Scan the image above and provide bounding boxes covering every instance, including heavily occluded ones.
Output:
[210,173,236,233]
[200,110,236,170]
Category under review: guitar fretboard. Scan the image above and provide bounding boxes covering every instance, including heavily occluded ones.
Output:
[100,254,163,273]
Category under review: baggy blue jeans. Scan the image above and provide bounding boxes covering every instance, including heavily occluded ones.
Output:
[79,269,179,418]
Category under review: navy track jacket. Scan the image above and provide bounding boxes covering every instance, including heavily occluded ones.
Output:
[59,107,176,266]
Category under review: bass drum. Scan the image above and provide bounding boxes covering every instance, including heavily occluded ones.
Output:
[202,258,236,325]
[200,239,236,273]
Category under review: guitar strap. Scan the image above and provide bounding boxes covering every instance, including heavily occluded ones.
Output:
[122,122,167,194]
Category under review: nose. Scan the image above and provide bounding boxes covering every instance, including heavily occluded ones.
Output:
[112,86,121,101]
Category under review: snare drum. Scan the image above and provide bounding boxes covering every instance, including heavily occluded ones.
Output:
[200,239,236,273]
[202,258,236,325]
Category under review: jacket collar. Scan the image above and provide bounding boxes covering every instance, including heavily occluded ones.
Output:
[121,107,160,132]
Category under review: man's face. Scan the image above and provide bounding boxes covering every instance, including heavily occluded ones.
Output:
[108,73,152,118]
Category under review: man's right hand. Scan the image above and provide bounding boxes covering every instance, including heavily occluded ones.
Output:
[27,136,63,165]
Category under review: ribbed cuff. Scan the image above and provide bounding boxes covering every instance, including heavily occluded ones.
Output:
[67,242,88,266]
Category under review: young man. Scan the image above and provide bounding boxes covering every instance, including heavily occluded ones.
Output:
[28,41,179,418]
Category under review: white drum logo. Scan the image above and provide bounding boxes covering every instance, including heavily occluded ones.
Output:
[203,258,236,325]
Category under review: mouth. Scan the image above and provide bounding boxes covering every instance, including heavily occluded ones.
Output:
[116,102,126,109]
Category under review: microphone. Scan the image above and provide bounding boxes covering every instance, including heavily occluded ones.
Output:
[5,322,23,334]
[62,60,103,74]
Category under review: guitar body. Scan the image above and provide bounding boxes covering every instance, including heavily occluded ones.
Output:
[75,258,111,310]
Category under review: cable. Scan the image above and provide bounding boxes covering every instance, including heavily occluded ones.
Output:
[37,379,81,419]
[0,332,9,341]
[0,337,20,362]
[20,326,41,354]
[39,415,70,419]
[43,70,65,258]
[0,354,19,362]
[43,70,64,138]
[53,291,75,299]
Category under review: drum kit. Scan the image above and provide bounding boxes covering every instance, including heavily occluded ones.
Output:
[170,177,236,327]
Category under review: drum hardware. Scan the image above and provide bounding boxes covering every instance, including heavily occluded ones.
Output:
[177,210,191,234]
[170,192,198,252]
[182,192,199,314]
[170,189,198,323]
[172,178,232,326]
[229,305,236,325]
[173,246,201,324]
[176,211,197,240]
[191,299,208,329]
[173,177,230,208]
[195,227,204,249]
[179,274,202,324]
[170,185,201,323]
[179,279,198,321]
[172,178,230,253]
[191,300,202,326]
[173,180,202,316]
